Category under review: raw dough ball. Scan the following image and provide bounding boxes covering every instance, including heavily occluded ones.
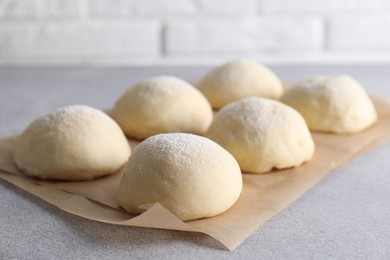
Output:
[197,59,284,109]
[117,133,242,221]
[207,97,315,174]
[112,76,213,139]
[280,75,377,134]
[14,105,131,181]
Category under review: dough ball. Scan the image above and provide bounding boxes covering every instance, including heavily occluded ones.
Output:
[280,75,377,134]
[112,76,213,140]
[197,59,283,109]
[117,133,242,221]
[14,105,131,181]
[207,97,315,174]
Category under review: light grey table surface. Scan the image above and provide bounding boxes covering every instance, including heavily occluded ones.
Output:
[1,65,390,259]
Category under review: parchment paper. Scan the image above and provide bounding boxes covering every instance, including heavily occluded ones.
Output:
[1,96,390,251]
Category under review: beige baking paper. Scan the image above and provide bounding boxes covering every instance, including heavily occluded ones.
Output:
[1,96,390,251]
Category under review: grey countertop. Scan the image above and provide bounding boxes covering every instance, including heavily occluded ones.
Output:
[1,65,390,259]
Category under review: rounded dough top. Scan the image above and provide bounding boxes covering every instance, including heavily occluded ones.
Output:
[207,97,315,174]
[197,59,284,109]
[112,76,213,139]
[281,75,377,134]
[14,105,131,180]
[117,133,242,221]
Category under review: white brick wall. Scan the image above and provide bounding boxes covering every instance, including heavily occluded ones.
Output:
[166,18,323,55]
[0,0,390,65]
[262,0,390,14]
[0,22,160,58]
[329,16,390,50]
[0,0,79,18]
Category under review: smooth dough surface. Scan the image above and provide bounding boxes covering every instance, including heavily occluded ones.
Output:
[197,59,284,109]
[14,105,131,181]
[207,97,315,174]
[117,133,242,221]
[280,75,377,134]
[112,76,213,139]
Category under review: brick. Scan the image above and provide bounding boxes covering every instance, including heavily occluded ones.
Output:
[262,0,390,14]
[256,18,323,51]
[0,22,160,58]
[0,0,40,18]
[90,0,257,16]
[165,18,323,55]
[89,0,133,17]
[329,16,390,50]
[196,0,257,14]
[40,0,79,18]
[90,0,257,17]
[133,0,196,14]
[165,21,255,54]
[0,0,79,18]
